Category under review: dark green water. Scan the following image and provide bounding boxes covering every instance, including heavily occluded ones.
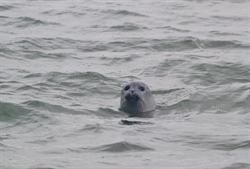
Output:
[1,0,250,168]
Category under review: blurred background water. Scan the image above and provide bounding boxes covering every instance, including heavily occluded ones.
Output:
[0,0,250,169]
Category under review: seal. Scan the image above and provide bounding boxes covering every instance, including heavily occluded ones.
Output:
[119,81,156,117]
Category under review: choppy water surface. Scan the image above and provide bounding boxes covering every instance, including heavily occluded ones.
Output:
[1,0,250,168]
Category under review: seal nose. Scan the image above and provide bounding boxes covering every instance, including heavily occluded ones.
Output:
[131,90,134,94]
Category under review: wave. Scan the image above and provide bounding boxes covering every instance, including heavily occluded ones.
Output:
[187,62,250,85]
[3,36,248,58]
[0,5,15,11]
[16,84,44,92]
[100,54,141,65]
[2,16,60,28]
[69,141,154,153]
[93,141,154,153]
[0,102,32,121]
[22,100,86,115]
[21,51,71,60]
[90,108,125,118]
[213,140,250,151]
[44,71,117,84]
[110,22,147,32]
[162,26,190,33]
[108,37,248,52]
[104,9,147,17]
[222,163,250,169]
[13,37,80,50]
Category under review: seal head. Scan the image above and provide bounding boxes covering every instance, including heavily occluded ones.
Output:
[120,81,156,117]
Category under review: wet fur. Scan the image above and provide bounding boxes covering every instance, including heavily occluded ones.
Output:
[120,81,156,117]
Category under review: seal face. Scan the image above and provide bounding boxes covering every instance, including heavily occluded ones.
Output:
[120,81,156,117]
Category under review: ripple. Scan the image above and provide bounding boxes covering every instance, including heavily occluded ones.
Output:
[8,36,247,55]
[209,31,242,37]
[222,163,250,169]
[111,22,147,31]
[0,84,11,89]
[162,26,190,33]
[91,141,154,153]
[187,62,250,86]
[67,141,154,153]
[213,140,250,150]
[46,71,116,84]
[68,71,111,81]
[8,37,84,52]
[43,9,86,17]
[185,134,250,151]
[0,142,16,152]
[22,100,86,115]
[154,59,187,76]
[158,88,191,107]
[16,17,49,27]
[23,73,43,79]
[0,5,15,11]
[108,38,199,52]
[15,38,73,50]
[108,37,248,52]
[0,102,32,121]
[200,39,248,49]
[16,84,44,92]
[90,108,125,118]
[27,136,55,145]
[20,71,119,99]
[212,15,249,22]
[78,123,103,133]
[0,45,17,57]
[4,16,60,28]
[100,54,140,65]
[21,51,71,60]
[0,134,15,141]
[105,9,147,17]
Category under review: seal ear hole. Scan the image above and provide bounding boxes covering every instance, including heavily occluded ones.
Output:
[138,86,145,92]
[124,85,130,91]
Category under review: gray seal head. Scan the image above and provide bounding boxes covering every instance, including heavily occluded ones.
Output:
[119,81,156,117]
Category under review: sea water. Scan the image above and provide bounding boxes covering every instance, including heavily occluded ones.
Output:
[1,0,250,168]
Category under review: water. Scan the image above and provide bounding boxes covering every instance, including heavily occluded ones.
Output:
[0,0,250,168]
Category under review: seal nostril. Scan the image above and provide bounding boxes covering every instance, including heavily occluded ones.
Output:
[131,90,134,94]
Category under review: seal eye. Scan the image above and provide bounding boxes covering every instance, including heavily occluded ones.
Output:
[138,86,145,92]
[124,85,130,91]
